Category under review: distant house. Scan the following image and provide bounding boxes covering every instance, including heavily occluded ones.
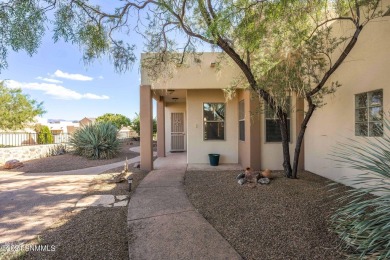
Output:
[118,126,138,139]
[79,117,96,126]
[138,12,389,188]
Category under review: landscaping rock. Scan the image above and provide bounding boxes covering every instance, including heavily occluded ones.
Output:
[236,172,245,179]
[116,195,128,201]
[133,162,140,168]
[238,178,246,185]
[113,200,128,207]
[76,195,115,207]
[258,178,270,185]
[3,159,23,169]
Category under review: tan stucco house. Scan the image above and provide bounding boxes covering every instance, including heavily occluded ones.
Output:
[79,117,96,126]
[139,12,389,185]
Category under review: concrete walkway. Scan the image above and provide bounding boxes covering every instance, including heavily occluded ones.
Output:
[0,155,142,244]
[128,153,242,260]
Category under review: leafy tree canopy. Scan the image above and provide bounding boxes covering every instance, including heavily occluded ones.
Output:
[0,81,45,130]
[96,113,131,129]
[131,113,156,136]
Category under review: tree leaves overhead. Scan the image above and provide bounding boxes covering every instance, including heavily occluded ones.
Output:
[96,113,131,129]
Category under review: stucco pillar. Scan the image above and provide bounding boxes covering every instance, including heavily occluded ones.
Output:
[295,96,305,170]
[140,85,153,171]
[238,90,261,171]
[157,96,166,157]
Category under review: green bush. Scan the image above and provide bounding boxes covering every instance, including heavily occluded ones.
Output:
[69,122,120,159]
[330,120,390,259]
[37,125,54,144]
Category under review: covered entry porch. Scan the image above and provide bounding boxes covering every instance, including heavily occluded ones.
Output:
[139,86,187,171]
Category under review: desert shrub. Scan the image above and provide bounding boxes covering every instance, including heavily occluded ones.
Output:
[330,120,390,259]
[69,122,119,159]
[36,125,54,144]
[47,144,68,156]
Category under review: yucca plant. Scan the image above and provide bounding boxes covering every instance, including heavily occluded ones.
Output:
[330,119,390,259]
[69,122,120,159]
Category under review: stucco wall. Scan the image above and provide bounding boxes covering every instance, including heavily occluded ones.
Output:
[186,89,239,164]
[0,144,62,166]
[305,13,390,183]
[141,53,243,90]
[237,90,261,170]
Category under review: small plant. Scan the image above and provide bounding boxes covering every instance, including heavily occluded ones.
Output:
[330,119,390,259]
[69,122,120,159]
[47,144,68,157]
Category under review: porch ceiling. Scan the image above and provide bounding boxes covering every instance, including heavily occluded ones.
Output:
[153,89,186,103]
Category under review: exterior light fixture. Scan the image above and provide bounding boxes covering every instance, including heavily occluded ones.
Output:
[127,175,133,191]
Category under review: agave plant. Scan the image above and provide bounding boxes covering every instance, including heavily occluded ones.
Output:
[69,122,120,159]
[330,119,390,259]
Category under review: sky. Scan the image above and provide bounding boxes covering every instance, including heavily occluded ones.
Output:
[0,1,147,122]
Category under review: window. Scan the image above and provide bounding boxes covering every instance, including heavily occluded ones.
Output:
[239,100,245,141]
[355,89,383,137]
[204,103,225,140]
[265,98,291,142]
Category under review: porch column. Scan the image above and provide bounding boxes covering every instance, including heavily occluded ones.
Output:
[140,85,153,171]
[157,96,166,157]
[295,96,305,170]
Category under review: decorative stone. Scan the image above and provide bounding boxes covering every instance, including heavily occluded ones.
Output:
[3,159,24,169]
[238,178,246,185]
[258,178,270,185]
[262,169,272,179]
[236,172,245,179]
[113,200,128,207]
[116,195,128,201]
[133,162,140,168]
[75,195,115,207]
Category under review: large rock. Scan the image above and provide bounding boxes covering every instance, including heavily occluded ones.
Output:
[4,159,24,169]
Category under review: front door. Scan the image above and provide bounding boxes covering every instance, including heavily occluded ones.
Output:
[171,112,185,151]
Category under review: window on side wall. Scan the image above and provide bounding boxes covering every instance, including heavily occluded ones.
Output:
[355,89,383,137]
[204,103,225,140]
[265,98,291,142]
[239,100,245,141]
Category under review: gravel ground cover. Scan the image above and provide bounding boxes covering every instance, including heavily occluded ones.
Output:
[16,166,148,260]
[4,140,142,173]
[184,170,350,260]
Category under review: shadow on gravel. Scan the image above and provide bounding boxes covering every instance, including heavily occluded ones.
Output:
[5,166,148,260]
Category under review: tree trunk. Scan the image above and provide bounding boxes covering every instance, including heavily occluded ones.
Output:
[292,103,316,178]
[278,110,293,178]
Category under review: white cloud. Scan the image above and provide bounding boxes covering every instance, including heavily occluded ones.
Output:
[52,70,93,81]
[5,80,109,100]
[98,76,104,80]
[36,77,63,84]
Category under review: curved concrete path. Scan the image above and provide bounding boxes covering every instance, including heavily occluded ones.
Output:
[128,153,242,260]
[0,151,146,244]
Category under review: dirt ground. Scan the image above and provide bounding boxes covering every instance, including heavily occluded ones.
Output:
[185,170,350,260]
[15,166,149,260]
[4,140,142,173]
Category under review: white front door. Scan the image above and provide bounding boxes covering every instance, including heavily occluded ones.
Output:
[171,112,185,151]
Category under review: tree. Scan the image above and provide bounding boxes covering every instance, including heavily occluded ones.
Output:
[0,81,45,130]
[35,125,54,144]
[96,113,131,129]
[131,113,157,136]
[1,0,387,177]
